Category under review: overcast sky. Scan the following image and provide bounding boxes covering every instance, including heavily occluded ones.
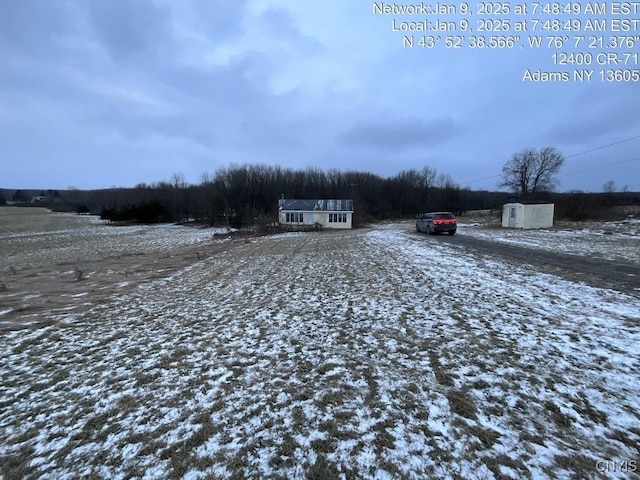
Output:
[1,0,639,192]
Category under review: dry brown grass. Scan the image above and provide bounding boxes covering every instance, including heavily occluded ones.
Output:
[483,454,530,479]
[306,454,342,480]
[544,400,573,429]
[428,350,455,387]
[0,448,37,480]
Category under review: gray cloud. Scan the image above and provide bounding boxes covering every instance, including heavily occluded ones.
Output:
[543,82,640,146]
[181,0,251,42]
[339,117,459,151]
[85,0,174,61]
[0,1,73,57]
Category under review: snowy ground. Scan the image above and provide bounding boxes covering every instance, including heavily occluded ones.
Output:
[457,215,640,264]
[0,208,228,269]
[1,213,639,479]
[0,208,233,330]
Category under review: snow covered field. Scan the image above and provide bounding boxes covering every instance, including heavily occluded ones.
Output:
[0,208,222,269]
[1,212,639,479]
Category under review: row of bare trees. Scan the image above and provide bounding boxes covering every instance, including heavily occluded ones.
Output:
[59,164,506,227]
[4,148,638,224]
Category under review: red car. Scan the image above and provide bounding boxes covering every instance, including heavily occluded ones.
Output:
[416,212,457,235]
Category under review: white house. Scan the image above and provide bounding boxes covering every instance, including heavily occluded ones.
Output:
[502,202,554,229]
[278,198,353,230]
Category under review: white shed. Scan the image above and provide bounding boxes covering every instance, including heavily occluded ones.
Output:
[502,202,554,229]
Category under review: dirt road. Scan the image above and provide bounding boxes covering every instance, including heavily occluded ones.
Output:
[409,229,640,296]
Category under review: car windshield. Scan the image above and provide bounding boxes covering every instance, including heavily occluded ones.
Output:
[434,213,455,219]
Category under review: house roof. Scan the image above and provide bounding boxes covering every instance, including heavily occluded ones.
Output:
[280,199,353,212]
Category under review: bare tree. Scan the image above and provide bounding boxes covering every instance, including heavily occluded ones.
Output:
[170,172,187,222]
[602,180,616,193]
[436,172,455,189]
[500,147,564,196]
[171,172,187,189]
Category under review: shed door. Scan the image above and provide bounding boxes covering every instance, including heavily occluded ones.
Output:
[508,207,517,227]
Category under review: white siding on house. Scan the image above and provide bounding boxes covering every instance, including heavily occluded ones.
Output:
[278,210,352,229]
[278,199,353,230]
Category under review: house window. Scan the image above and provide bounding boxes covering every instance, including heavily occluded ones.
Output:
[329,213,348,223]
[328,213,347,223]
[285,212,303,223]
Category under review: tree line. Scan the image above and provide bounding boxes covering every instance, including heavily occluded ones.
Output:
[13,165,506,227]
[2,152,637,225]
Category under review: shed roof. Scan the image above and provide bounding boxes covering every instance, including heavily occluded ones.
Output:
[280,199,353,212]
